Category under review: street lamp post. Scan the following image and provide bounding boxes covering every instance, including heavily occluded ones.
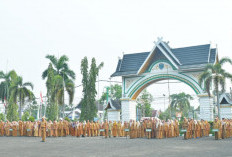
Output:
[163,94,166,111]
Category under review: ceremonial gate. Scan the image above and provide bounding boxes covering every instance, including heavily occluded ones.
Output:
[111,38,217,122]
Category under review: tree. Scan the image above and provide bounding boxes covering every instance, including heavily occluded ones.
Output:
[0,113,5,121]
[42,55,75,118]
[100,84,122,103]
[170,92,193,112]
[80,57,104,121]
[10,76,34,119]
[137,89,153,117]
[198,57,232,119]
[22,111,30,121]
[0,70,17,114]
[6,96,19,122]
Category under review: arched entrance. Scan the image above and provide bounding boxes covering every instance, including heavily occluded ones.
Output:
[111,38,217,122]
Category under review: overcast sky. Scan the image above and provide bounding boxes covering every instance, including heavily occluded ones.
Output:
[0,0,232,110]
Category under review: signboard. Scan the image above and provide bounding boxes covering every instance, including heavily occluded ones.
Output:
[146,129,152,132]
[212,129,219,132]
[124,129,130,132]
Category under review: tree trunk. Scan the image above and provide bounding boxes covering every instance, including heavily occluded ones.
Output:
[19,101,22,119]
[217,91,220,120]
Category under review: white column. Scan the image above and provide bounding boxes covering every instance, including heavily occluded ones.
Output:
[199,94,214,121]
[121,99,136,122]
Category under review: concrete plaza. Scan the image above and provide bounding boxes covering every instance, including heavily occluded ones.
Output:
[0,136,231,157]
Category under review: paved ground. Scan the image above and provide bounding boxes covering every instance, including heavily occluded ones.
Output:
[0,136,232,157]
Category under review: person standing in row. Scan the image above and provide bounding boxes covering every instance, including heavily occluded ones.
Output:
[41,117,47,142]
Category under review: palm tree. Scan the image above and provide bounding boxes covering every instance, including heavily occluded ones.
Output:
[170,92,193,112]
[0,70,17,113]
[199,57,232,119]
[42,55,75,118]
[10,76,34,119]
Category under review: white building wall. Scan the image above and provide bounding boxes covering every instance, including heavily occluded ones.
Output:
[121,100,136,122]
[199,96,214,121]
[108,110,120,122]
[220,105,232,119]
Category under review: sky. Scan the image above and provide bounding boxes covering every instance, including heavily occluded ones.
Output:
[0,0,232,111]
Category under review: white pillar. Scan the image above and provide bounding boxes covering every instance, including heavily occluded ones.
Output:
[199,94,214,121]
[121,99,136,122]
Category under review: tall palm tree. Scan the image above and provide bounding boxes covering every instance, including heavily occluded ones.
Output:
[170,92,193,112]
[0,70,17,113]
[199,57,232,119]
[10,76,34,119]
[42,55,75,118]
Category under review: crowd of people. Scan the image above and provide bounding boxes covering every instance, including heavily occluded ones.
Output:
[0,117,231,141]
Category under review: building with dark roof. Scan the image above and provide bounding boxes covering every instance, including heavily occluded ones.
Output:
[105,99,121,122]
[219,92,232,119]
[111,37,217,122]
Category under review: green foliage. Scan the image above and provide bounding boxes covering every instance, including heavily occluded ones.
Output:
[10,76,34,119]
[0,113,5,121]
[199,57,232,119]
[80,57,104,121]
[100,84,122,103]
[170,92,193,112]
[22,111,30,121]
[42,55,75,119]
[6,97,19,122]
[64,117,71,122]
[137,89,153,117]
[159,107,171,120]
[29,116,35,122]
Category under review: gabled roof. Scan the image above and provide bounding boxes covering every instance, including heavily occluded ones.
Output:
[105,99,121,110]
[219,93,232,104]
[111,41,217,77]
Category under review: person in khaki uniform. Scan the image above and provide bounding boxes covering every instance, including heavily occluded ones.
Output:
[137,121,141,138]
[23,122,27,136]
[141,121,146,138]
[196,120,201,138]
[112,121,117,137]
[18,120,23,136]
[103,120,109,138]
[41,117,47,142]
[0,120,4,136]
[47,120,52,137]
[34,121,39,137]
[124,121,129,137]
[151,120,155,138]
[12,121,18,137]
[86,120,90,137]
[164,121,169,138]
[175,119,179,137]
[182,118,188,140]
[213,118,221,140]
[116,121,121,137]
[146,120,152,139]
[58,120,63,137]
[79,122,84,137]
[130,120,134,139]
[83,121,87,137]
[96,121,100,136]
[90,121,94,137]
[109,121,113,138]
[26,121,32,137]
[52,121,58,137]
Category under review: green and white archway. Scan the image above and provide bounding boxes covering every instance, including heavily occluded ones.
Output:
[112,38,216,122]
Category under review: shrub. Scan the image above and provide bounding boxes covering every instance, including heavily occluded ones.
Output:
[64,117,71,122]
[22,112,30,121]
[29,116,35,122]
